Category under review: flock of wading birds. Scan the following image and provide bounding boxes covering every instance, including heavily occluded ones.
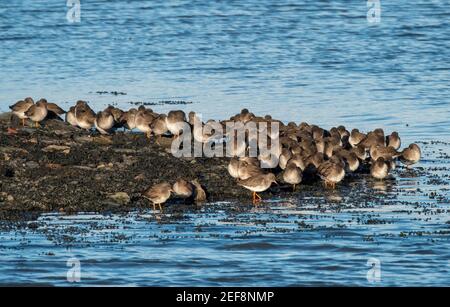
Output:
[9,97,422,207]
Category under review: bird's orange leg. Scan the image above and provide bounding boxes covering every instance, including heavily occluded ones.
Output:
[252,192,260,204]
[22,118,25,127]
[146,131,151,140]
[293,184,296,192]
[255,193,262,202]
[325,181,333,189]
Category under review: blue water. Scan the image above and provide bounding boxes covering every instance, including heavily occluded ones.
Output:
[0,0,449,286]
[1,0,449,142]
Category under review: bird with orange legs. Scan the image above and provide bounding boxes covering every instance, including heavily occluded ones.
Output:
[142,182,173,211]
[9,97,34,127]
[238,173,277,204]
[25,99,48,128]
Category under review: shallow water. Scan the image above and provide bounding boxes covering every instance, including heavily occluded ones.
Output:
[0,0,449,286]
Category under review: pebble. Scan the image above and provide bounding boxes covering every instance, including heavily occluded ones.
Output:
[0,193,14,203]
[25,161,39,169]
[108,192,131,205]
[42,145,71,154]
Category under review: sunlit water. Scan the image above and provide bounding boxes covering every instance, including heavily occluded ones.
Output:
[0,0,449,286]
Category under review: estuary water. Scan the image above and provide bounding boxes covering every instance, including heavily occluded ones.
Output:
[0,0,449,286]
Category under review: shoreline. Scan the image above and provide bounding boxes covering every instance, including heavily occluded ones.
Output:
[0,112,428,221]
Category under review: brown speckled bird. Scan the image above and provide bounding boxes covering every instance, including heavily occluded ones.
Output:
[370,157,391,180]
[238,160,264,180]
[135,106,157,139]
[351,144,367,161]
[370,145,401,161]
[172,178,194,200]
[191,179,207,203]
[166,110,187,138]
[358,129,385,149]
[74,100,96,130]
[304,152,325,169]
[227,157,240,179]
[317,156,346,188]
[287,153,306,171]
[236,108,255,123]
[66,106,78,126]
[282,163,302,191]
[120,108,138,131]
[333,149,360,172]
[105,105,124,125]
[400,143,421,168]
[25,99,48,128]
[386,131,401,150]
[151,114,168,144]
[9,97,34,126]
[142,182,173,211]
[238,173,278,204]
[279,148,292,170]
[95,108,115,135]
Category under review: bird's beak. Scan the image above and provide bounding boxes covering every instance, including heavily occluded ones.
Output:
[273,180,279,185]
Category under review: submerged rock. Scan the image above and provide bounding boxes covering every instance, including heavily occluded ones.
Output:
[108,192,131,205]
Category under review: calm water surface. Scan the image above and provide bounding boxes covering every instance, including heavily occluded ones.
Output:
[0,0,449,286]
